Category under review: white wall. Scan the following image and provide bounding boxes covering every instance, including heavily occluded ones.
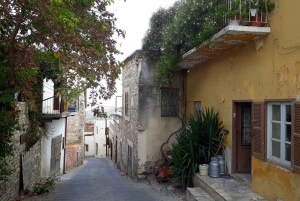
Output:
[41,118,66,177]
[42,79,54,113]
[85,135,95,156]
[94,120,107,156]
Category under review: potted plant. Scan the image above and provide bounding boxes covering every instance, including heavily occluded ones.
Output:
[227,0,240,25]
[250,0,275,26]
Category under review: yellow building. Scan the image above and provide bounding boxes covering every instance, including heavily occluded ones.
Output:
[179,1,300,200]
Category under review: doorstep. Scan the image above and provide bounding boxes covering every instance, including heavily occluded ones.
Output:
[193,174,267,201]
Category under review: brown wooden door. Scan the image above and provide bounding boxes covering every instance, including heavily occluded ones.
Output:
[237,103,252,173]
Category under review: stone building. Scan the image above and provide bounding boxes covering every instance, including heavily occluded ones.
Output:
[114,50,184,178]
[0,103,41,201]
[65,93,85,171]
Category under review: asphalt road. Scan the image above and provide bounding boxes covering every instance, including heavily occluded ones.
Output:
[23,157,185,201]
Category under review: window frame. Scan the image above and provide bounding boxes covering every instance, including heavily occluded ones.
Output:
[160,88,179,117]
[267,102,292,167]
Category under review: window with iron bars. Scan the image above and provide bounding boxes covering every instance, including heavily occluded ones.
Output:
[161,88,179,117]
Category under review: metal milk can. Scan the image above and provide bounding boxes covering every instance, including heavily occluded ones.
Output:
[209,157,220,178]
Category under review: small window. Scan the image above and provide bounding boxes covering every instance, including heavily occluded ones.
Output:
[267,102,292,166]
[85,144,89,152]
[161,88,179,117]
[125,92,129,117]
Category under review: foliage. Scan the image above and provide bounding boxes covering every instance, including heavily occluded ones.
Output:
[0,0,124,102]
[142,7,177,62]
[0,0,124,180]
[32,176,59,195]
[257,0,275,12]
[171,107,223,187]
[0,109,18,181]
[250,0,275,12]
[227,0,240,18]
[142,0,226,87]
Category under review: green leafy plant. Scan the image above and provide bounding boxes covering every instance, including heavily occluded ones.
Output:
[170,107,224,187]
[33,176,59,195]
[250,0,275,12]
[227,0,240,18]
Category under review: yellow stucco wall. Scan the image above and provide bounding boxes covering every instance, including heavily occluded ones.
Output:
[186,2,300,200]
[252,157,300,201]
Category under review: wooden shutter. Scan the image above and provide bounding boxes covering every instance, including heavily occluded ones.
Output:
[292,102,300,173]
[251,102,265,160]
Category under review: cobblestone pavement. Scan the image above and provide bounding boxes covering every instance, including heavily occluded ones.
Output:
[23,157,185,201]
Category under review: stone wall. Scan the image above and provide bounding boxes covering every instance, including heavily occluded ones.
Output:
[65,93,85,170]
[65,143,84,170]
[117,50,141,179]
[116,50,184,179]
[0,103,41,201]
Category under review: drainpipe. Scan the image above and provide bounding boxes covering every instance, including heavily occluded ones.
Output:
[183,69,187,124]
[63,117,67,174]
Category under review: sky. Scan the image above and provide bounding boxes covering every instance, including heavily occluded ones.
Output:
[97,0,177,110]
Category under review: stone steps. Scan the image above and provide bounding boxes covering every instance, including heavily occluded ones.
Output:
[190,174,267,201]
[186,187,215,201]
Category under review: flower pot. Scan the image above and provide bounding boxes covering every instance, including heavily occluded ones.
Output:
[199,164,209,176]
[250,14,262,27]
[229,15,240,26]
[250,8,258,17]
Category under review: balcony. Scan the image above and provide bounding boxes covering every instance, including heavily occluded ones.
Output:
[178,0,272,68]
[37,96,70,120]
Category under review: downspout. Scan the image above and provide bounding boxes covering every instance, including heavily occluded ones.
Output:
[183,69,187,125]
[63,117,67,174]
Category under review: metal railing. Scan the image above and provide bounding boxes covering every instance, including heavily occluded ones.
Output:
[217,0,269,27]
[37,96,64,118]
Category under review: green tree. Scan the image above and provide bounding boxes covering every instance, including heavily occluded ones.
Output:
[0,0,124,180]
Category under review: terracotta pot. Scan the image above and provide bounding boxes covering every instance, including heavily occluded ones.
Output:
[250,14,262,27]
[229,15,240,26]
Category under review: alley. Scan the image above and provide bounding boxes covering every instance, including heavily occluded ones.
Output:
[24,157,184,201]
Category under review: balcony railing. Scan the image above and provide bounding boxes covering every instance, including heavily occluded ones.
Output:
[218,0,270,27]
[37,95,80,119]
[178,0,272,68]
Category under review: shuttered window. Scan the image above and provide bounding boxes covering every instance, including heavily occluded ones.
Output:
[252,101,300,172]
[161,88,179,117]
[251,102,265,160]
[292,103,300,173]
[125,92,128,117]
[267,102,292,166]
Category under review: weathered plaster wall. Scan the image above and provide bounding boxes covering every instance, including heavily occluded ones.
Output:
[252,157,300,201]
[138,59,183,174]
[0,103,41,201]
[186,2,300,200]
[41,118,66,177]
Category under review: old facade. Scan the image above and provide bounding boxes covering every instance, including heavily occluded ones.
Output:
[115,50,184,178]
[0,103,41,201]
[181,1,300,200]
[65,93,85,171]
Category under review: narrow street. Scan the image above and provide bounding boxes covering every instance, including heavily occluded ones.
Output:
[24,157,185,201]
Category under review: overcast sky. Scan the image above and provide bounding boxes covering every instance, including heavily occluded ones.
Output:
[98,0,177,109]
